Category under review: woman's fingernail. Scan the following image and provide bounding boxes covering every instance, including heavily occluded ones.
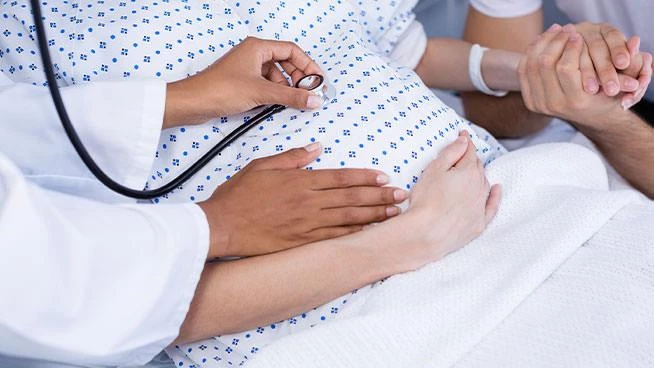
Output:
[562,24,576,33]
[307,94,322,109]
[386,206,400,217]
[393,189,408,202]
[585,78,599,93]
[615,54,629,68]
[304,142,321,152]
[548,24,561,32]
[376,174,390,185]
[605,80,619,95]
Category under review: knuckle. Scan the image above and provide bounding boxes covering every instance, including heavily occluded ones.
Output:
[373,207,388,221]
[343,189,360,204]
[556,62,576,77]
[332,170,350,187]
[342,209,359,224]
[537,55,556,69]
[382,188,395,203]
[588,38,609,52]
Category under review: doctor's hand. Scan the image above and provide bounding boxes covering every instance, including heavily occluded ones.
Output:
[518,26,653,128]
[163,37,324,128]
[198,143,408,259]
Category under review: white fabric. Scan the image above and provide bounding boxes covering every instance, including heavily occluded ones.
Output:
[468,44,508,97]
[0,152,210,366]
[242,143,644,367]
[389,20,429,69]
[469,0,654,100]
[0,73,166,202]
[0,74,212,366]
[456,201,654,367]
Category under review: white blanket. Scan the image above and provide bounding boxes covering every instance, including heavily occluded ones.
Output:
[247,143,647,368]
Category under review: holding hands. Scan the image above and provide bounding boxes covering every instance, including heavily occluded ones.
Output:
[518,23,652,128]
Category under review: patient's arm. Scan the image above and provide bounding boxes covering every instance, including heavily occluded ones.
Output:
[414,38,521,93]
[459,6,550,138]
[175,134,502,344]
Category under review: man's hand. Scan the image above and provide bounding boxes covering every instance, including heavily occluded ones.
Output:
[163,37,324,128]
[199,143,408,259]
[518,25,653,127]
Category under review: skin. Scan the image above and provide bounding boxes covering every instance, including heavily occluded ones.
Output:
[159,37,412,257]
[463,6,654,197]
[176,133,501,343]
[519,27,654,198]
[164,38,503,343]
[415,38,522,92]
[199,144,408,259]
[162,37,326,128]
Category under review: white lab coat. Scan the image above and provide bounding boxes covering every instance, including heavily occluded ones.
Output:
[0,71,210,366]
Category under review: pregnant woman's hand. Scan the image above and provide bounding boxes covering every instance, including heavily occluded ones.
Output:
[387,131,501,272]
[199,142,408,259]
[163,37,324,128]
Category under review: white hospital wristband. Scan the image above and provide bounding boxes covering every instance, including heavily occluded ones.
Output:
[468,44,509,97]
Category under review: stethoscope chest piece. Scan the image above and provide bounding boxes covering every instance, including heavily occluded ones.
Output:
[295,74,336,107]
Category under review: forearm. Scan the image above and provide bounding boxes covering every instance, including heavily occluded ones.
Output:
[461,92,551,138]
[576,110,654,198]
[176,218,409,344]
[415,38,521,92]
[461,6,551,138]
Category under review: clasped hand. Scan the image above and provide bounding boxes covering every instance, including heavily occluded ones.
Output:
[519,23,653,128]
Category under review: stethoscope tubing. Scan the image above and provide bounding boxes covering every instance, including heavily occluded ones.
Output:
[30,0,305,200]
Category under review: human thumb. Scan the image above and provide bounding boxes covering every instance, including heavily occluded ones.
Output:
[259,81,323,110]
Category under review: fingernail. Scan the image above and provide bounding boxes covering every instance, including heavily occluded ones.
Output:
[562,24,576,33]
[307,94,322,109]
[304,142,321,152]
[548,24,561,32]
[625,78,639,90]
[606,80,619,95]
[393,189,407,202]
[376,174,390,185]
[386,206,400,217]
[622,98,634,110]
[615,54,629,68]
[585,78,599,93]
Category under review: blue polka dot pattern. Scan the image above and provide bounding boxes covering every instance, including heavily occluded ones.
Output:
[0,1,506,366]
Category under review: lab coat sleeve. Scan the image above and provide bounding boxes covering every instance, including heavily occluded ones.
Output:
[0,72,166,191]
[0,152,210,366]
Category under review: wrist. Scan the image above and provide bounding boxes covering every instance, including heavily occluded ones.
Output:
[197,201,232,259]
[570,103,629,133]
[481,49,522,92]
[163,80,210,128]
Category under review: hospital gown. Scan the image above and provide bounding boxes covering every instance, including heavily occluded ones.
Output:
[0,0,506,366]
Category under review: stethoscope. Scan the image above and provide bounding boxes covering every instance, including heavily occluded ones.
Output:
[29,0,334,200]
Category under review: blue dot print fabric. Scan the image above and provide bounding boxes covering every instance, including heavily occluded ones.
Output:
[0,0,506,366]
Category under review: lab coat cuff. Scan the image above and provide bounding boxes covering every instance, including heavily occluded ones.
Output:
[121,80,167,190]
[124,202,210,365]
